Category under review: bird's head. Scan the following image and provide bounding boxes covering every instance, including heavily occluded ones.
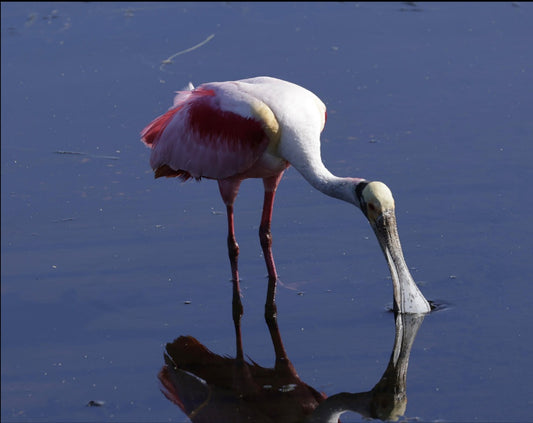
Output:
[355,181,430,314]
[355,181,395,224]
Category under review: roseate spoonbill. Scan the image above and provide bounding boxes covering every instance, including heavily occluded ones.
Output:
[141,76,430,315]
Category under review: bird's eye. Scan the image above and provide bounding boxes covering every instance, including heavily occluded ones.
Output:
[368,203,376,212]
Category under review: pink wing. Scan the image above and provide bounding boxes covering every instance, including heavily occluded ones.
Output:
[141,85,270,180]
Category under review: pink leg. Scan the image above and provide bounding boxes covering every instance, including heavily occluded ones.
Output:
[218,179,244,360]
[259,174,283,283]
[225,203,240,284]
[259,190,278,282]
[260,174,284,337]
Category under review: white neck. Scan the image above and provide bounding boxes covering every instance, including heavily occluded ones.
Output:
[277,130,365,206]
[292,159,363,206]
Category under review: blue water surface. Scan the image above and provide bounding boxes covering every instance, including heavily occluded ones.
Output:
[2,2,532,422]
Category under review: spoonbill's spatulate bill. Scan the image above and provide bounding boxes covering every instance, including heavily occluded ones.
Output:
[141,76,431,314]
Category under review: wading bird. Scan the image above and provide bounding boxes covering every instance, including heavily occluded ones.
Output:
[141,76,431,316]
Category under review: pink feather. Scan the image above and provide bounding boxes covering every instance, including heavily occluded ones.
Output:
[141,86,271,180]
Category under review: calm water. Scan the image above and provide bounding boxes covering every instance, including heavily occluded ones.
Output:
[2,2,532,422]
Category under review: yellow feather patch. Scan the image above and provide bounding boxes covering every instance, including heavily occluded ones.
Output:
[250,100,281,152]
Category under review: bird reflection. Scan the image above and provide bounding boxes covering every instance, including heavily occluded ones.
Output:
[158,282,425,422]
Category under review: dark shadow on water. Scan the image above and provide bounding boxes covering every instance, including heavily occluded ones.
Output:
[158,288,426,423]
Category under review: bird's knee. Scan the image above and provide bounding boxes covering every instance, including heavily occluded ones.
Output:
[227,236,239,259]
[259,225,272,249]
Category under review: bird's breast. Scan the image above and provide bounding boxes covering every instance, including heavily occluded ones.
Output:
[237,150,289,179]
